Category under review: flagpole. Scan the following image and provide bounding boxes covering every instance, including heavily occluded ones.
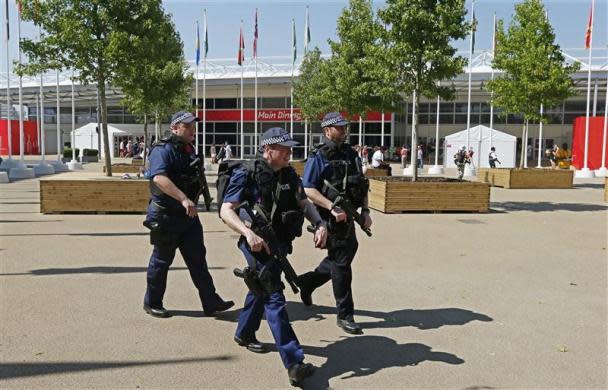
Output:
[596,72,607,177]
[576,0,595,177]
[254,9,258,154]
[240,19,244,160]
[303,6,310,159]
[9,0,34,179]
[67,70,82,170]
[203,10,207,161]
[290,19,295,147]
[537,104,544,168]
[4,0,13,165]
[489,13,496,153]
[463,0,475,177]
[195,21,200,155]
[427,83,443,175]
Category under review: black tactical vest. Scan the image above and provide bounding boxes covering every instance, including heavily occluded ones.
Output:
[312,139,369,208]
[149,135,202,203]
[247,157,304,242]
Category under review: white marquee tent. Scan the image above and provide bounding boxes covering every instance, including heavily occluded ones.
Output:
[72,123,129,158]
[444,125,517,168]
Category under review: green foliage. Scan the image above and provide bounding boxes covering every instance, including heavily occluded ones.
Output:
[17,0,187,176]
[487,0,579,123]
[63,148,79,159]
[82,148,98,157]
[378,0,468,100]
[293,48,337,121]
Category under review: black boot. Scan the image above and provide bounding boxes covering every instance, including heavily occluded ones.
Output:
[204,299,235,315]
[287,362,315,386]
[143,304,172,318]
[234,336,267,353]
[337,317,363,335]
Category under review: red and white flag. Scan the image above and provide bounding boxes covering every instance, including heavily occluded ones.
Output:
[237,23,245,65]
[584,0,594,49]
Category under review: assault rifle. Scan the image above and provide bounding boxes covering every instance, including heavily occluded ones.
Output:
[233,202,301,294]
[190,157,213,211]
[323,180,372,237]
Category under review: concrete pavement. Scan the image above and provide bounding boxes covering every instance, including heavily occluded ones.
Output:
[0,163,606,388]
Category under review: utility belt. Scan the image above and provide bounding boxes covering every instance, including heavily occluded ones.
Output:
[143,201,180,247]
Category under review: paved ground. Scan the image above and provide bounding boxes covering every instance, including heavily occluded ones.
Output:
[1,162,606,389]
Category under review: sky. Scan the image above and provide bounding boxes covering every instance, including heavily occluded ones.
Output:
[1,0,607,70]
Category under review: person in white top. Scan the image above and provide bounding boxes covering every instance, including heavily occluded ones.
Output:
[224,142,232,161]
[371,147,384,168]
[371,146,392,175]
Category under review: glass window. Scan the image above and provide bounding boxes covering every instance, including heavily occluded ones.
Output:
[215,98,238,109]
[454,114,468,124]
[214,122,238,134]
[564,100,587,112]
[454,102,468,113]
[243,98,259,109]
[364,123,381,134]
[439,113,453,124]
[507,113,524,124]
[418,103,430,114]
[440,102,454,113]
[417,114,430,125]
[262,97,286,108]
[563,113,582,125]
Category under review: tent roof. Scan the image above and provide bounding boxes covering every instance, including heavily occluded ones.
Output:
[445,125,516,142]
[73,122,126,136]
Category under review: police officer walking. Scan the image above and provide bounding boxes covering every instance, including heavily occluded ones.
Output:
[299,112,372,335]
[220,127,327,386]
[143,111,234,318]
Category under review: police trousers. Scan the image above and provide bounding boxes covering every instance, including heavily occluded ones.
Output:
[234,239,304,369]
[144,207,221,311]
[300,221,359,319]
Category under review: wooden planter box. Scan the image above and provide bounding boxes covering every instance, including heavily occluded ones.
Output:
[477,168,573,189]
[290,160,306,177]
[369,177,490,213]
[40,173,149,213]
[365,167,390,177]
[103,163,143,174]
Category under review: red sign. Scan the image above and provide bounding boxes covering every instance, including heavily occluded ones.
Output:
[197,109,391,122]
[0,120,40,155]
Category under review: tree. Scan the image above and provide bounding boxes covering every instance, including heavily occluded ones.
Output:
[378,0,469,180]
[111,1,192,163]
[294,1,395,133]
[487,0,579,168]
[18,0,183,176]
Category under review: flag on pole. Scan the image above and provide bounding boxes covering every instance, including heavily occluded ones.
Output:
[292,19,296,65]
[195,21,200,66]
[253,8,258,58]
[304,6,310,55]
[471,8,477,54]
[238,24,244,65]
[204,10,208,58]
[584,1,593,49]
[5,0,10,40]
[16,0,22,13]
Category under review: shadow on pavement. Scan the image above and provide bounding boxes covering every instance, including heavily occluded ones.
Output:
[0,356,234,380]
[0,266,225,276]
[288,303,493,330]
[300,336,464,389]
[0,231,227,237]
[574,183,605,189]
[0,219,63,223]
[491,201,608,213]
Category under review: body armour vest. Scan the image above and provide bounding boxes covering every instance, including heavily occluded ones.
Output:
[247,157,304,242]
[149,135,202,206]
[312,140,369,209]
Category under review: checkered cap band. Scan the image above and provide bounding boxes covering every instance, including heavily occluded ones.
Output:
[170,112,194,127]
[261,134,292,146]
[321,116,346,128]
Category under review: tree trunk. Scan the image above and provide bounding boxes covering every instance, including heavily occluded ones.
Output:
[99,81,112,176]
[143,113,149,164]
[519,122,526,168]
[410,88,419,182]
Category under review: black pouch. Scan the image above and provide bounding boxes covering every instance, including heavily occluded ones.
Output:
[281,210,304,238]
[241,266,267,298]
[143,219,177,247]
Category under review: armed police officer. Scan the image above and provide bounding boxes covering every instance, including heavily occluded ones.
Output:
[143,111,234,318]
[219,127,327,386]
[298,112,372,335]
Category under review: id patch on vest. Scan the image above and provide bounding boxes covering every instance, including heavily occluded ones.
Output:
[280,183,291,191]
